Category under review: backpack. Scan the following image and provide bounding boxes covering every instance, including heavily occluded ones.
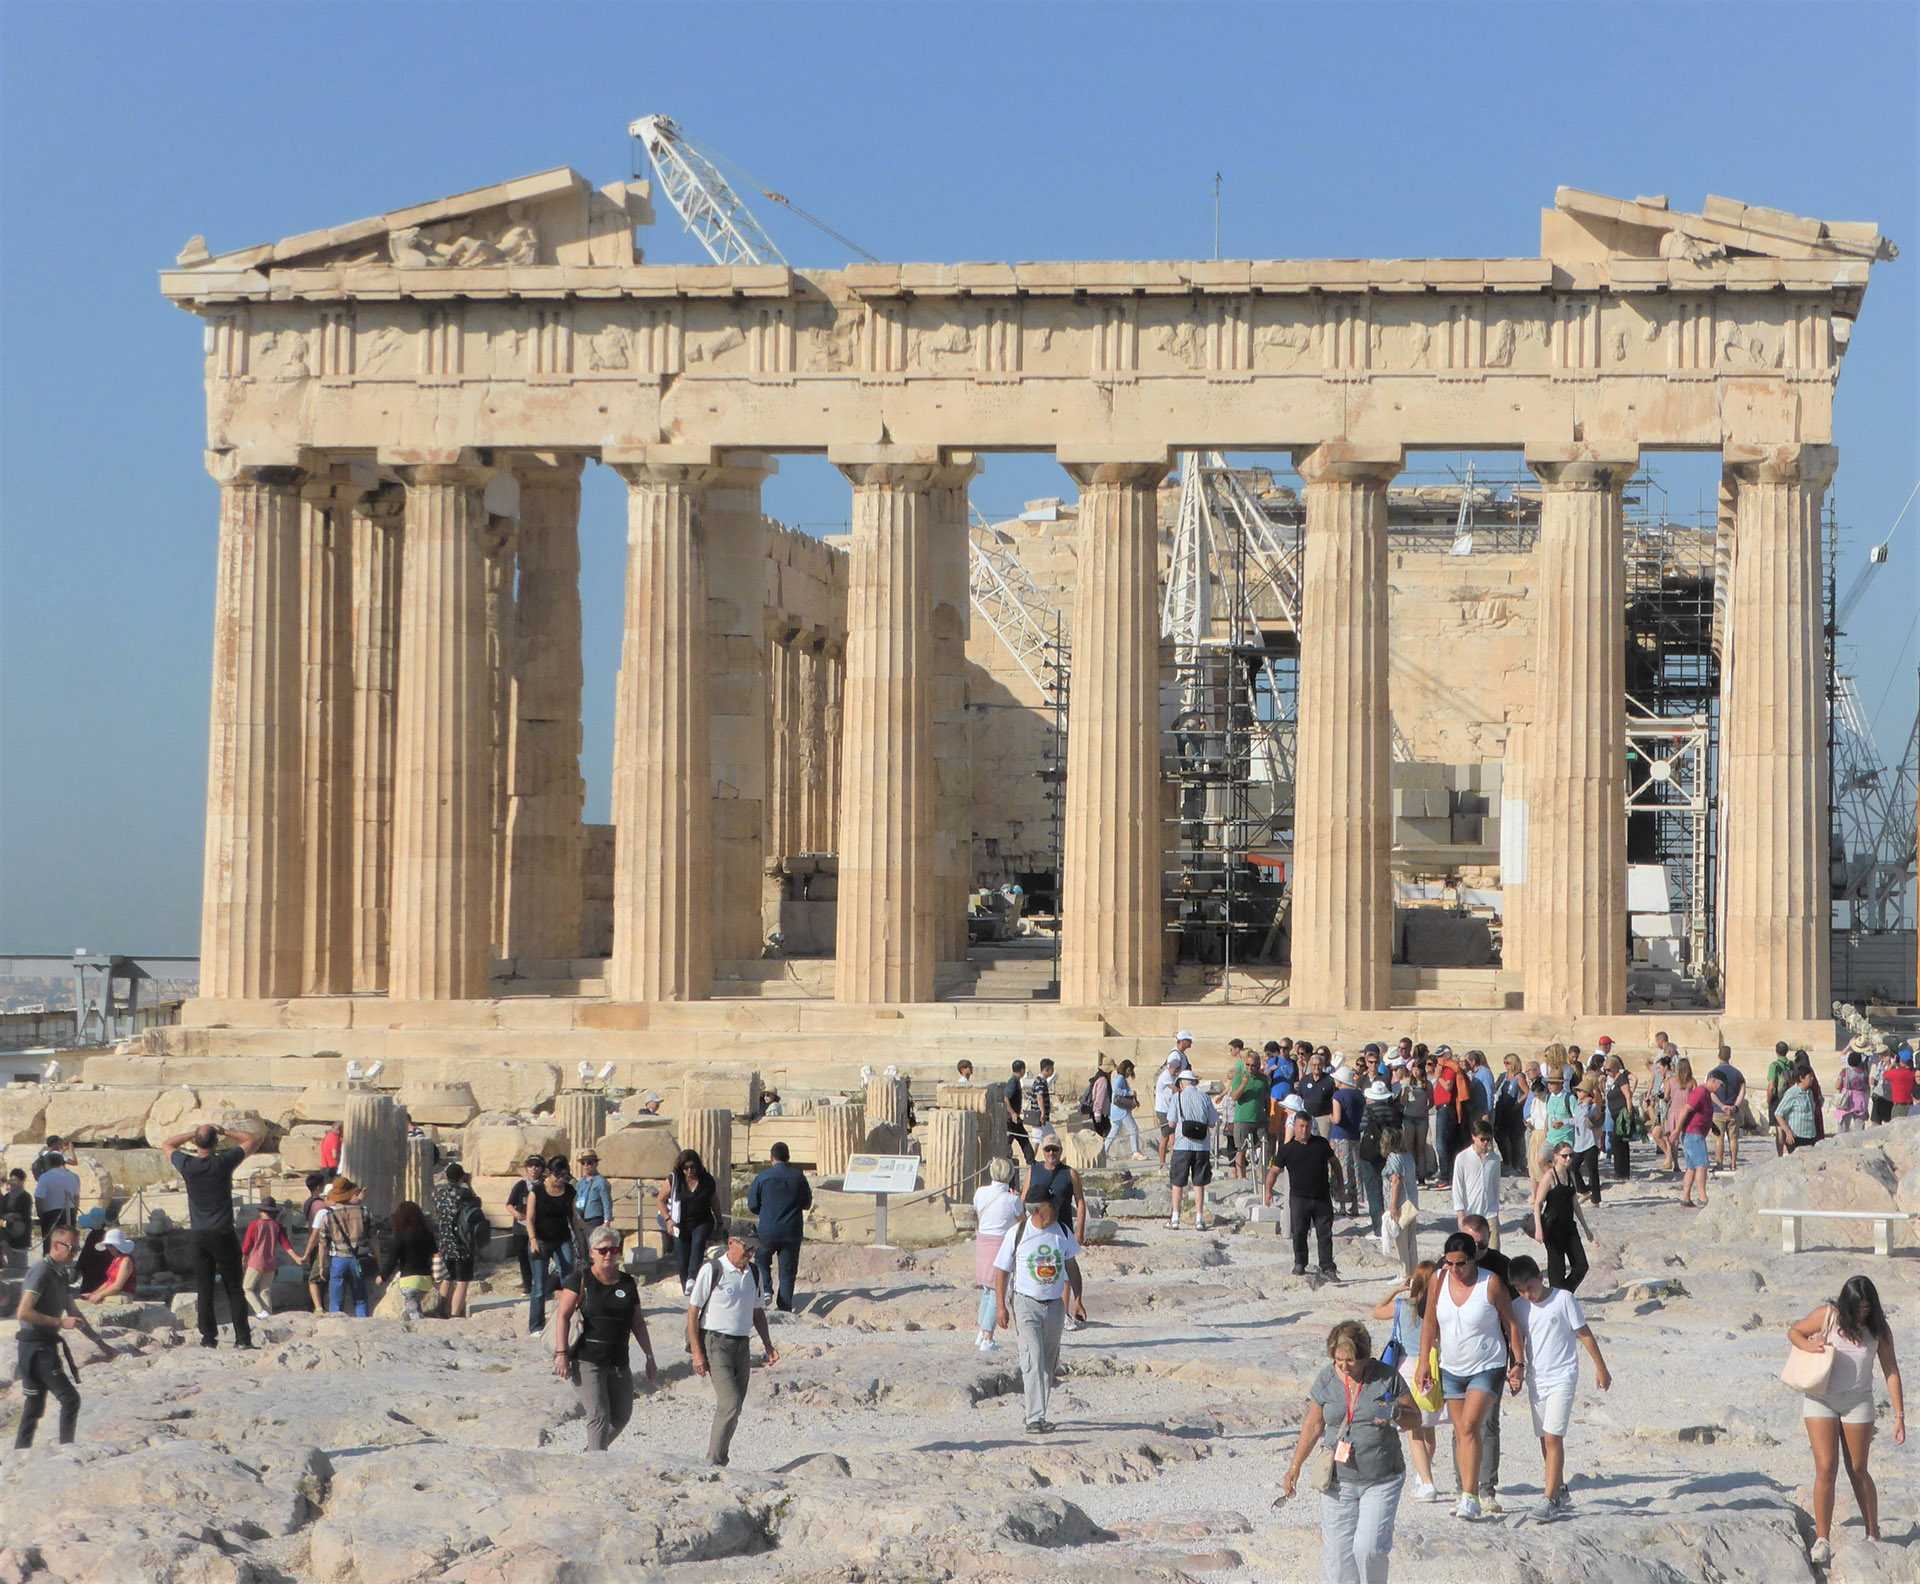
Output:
[694,1251,761,1329]
[1357,1117,1385,1165]
[458,1198,493,1252]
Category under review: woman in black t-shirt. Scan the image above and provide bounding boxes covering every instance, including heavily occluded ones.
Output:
[552,1227,658,1450]
[656,1150,721,1297]
[526,1165,581,1337]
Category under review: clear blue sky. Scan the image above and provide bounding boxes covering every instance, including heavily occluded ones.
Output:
[2,1,1914,953]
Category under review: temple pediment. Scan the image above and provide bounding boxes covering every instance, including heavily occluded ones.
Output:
[1546,187,1896,265]
[172,166,652,276]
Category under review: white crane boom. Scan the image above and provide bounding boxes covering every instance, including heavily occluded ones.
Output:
[628,114,787,267]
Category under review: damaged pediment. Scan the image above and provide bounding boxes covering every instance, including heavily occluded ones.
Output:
[1545,187,1897,266]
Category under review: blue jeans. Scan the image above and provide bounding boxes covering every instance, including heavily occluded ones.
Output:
[977,1285,998,1333]
[1320,1471,1404,1583]
[327,1254,368,1318]
[527,1238,575,1334]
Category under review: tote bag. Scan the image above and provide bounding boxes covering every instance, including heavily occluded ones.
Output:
[1780,1307,1837,1395]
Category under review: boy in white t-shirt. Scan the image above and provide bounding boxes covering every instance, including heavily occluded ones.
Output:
[991,1185,1084,1434]
[1508,1254,1612,1520]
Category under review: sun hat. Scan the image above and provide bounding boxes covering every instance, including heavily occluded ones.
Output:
[1364,1081,1392,1102]
[1177,1069,1200,1085]
[101,1228,134,1254]
[1280,1093,1307,1113]
[1386,1056,1407,1070]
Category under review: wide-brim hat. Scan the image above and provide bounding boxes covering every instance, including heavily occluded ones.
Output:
[1364,1082,1393,1102]
[1176,1070,1200,1084]
[1280,1094,1307,1113]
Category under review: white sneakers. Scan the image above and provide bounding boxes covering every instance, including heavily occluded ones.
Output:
[1810,1539,1832,1566]
[1411,1479,1440,1503]
[1167,1215,1181,1229]
[974,1332,999,1353]
[1454,1494,1483,1521]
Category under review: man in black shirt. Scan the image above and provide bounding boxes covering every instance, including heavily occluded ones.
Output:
[1264,1112,1343,1278]
[505,1155,544,1295]
[552,1225,657,1451]
[15,1222,115,1447]
[161,1120,266,1349]
[1004,1062,1036,1166]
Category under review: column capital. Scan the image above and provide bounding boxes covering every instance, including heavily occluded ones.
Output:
[830,444,978,491]
[350,481,406,525]
[1291,443,1404,488]
[1056,448,1171,489]
[500,450,588,483]
[300,457,381,508]
[384,449,496,490]
[1524,444,1639,492]
[1723,442,1838,488]
[204,448,307,489]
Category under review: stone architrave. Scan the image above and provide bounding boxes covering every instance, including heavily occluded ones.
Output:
[347,484,404,992]
[679,1108,733,1218]
[924,1108,980,1203]
[1523,446,1636,1018]
[1288,445,1401,1014]
[387,459,496,1001]
[1720,443,1837,1022]
[607,459,715,1001]
[832,450,979,1003]
[816,1101,865,1179]
[503,456,587,964]
[1058,457,1170,1009]
[199,453,305,1001]
[339,1091,408,1219]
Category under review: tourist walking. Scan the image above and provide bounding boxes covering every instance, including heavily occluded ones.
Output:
[746,1141,813,1313]
[1381,1127,1420,1277]
[1451,1121,1503,1250]
[1006,1060,1038,1167]
[162,1120,266,1348]
[1028,1132,1090,1324]
[1279,1319,1421,1582]
[687,1232,779,1465]
[299,1173,329,1312]
[1414,1231,1526,1521]
[1766,1039,1798,1121]
[1372,1262,1443,1501]
[1706,1049,1747,1167]
[319,1123,341,1179]
[4,1168,35,1272]
[380,1200,439,1319]
[1298,1050,1336,1142]
[1268,1108,1342,1279]
[302,1176,372,1318]
[1227,1043,1266,1179]
[1458,1213,1513,1512]
[658,1148,721,1297]
[13,1222,115,1448]
[239,1197,293,1319]
[30,1148,80,1254]
[504,1155,544,1295]
[527,1159,581,1335]
[1356,1080,1400,1237]
[1570,1075,1604,1205]
[971,1157,1023,1351]
[552,1225,658,1451]
[1166,1069,1219,1231]
[1493,1056,1527,1173]
[991,1184,1084,1434]
[1506,1253,1611,1519]
[1834,1050,1871,1133]
[1085,1054,1115,1146]
[1669,1059,1715,1204]
[1153,1049,1185,1164]
[1328,1066,1365,1218]
[1530,1142,1594,1292]
[1788,1274,1905,1565]
[1398,1055,1432,1184]
[1888,1047,1916,1117]
[431,1162,484,1319]
[573,1151,613,1233]
[1603,1056,1636,1182]
[1108,1060,1144,1159]
[1430,1048,1467,1189]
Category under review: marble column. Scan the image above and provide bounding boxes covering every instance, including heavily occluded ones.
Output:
[297,470,363,996]
[832,450,978,1003]
[348,484,404,993]
[1720,443,1836,1022]
[1288,445,1400,1014]
[702,455,777,968]
[1059,457,1170,1008]
[199,453,305,1000]
[1523,446,1635,1018]
[820,639,845,852]
[1499,720,1530,981]
[930,474,974,964]
[483,513,518,960]
[766,628,802,868]
[387,459,495,1002]
[503,457,586,964]
[608,460,713,1001]
[797,637,832,852]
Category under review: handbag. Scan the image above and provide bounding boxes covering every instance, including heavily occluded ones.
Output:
[1781,1308,1837,1395]
[1407,1346,1444,1414]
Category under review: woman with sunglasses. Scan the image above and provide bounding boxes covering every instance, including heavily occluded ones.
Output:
[1529,1141,1594,1292]
[1413,1231,1526,1522]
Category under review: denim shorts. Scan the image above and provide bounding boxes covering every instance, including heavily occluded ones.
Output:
[1441,1365,1505,1400]
[1681,1132,1709,1171]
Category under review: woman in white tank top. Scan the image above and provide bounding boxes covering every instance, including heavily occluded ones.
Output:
[1414,1232,1525,1522]
[1788,1275,1905,1565]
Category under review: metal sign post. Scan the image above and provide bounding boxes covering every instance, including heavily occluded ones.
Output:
[841,1154,920,1251]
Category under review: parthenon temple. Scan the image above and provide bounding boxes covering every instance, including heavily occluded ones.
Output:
[155,170,1897,1078]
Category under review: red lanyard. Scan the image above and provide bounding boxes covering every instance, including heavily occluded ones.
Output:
[1341,1371,1360,1428]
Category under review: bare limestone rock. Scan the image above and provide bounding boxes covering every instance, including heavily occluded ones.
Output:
[1060,1128,1107,1170]
[293,1083,354,1124]
[279,1122,331,1172]
[0,1088,48,1146]
[44,1085,164,1144]
[683,1068,762,1117]
[461,1116,569,1177]
[594,1120,679,1180]
[394,1080,481,1126]
[1703,1124,1918,1250]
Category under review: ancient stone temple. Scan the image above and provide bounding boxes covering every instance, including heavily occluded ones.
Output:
[160,171,1895,1073]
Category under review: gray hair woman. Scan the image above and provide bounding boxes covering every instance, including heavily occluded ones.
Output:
[550,1224,657,1452]
[1281,1319,1421,1581]
[970,1156,1022,1352]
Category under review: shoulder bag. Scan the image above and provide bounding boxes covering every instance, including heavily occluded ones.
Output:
[1780,1306,1837,1395]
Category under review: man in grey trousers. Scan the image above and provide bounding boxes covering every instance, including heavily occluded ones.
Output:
[991,1183,1085,1434]
[687,1231,780,1466]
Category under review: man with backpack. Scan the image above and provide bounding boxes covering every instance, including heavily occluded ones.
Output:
[432,1162,487,1319]
[991,1181,1084,1434]
[686,1231,779,1466]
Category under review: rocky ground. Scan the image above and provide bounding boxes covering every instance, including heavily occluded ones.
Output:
[2,1125,1917,1584]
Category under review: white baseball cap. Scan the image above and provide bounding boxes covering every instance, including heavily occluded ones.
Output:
[1176,1069,1200,1084]
[1175,1030,1194,1043]
[1280,1093,1306,1113]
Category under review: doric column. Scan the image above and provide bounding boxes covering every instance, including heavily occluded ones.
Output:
[797,637,832,852]
[348,484,403,992]
[1288,444,1401,1014]
[702,455,777,967]
[1720,443,1836,1022]
[1499,720,1530,980]
[930,474,974,963]
[387,458,496,1001]
[298,465,372,996]
[1058,455,1170,1008]
[820,639,845,852]
[1523,445,1635,1018]
[766,628,802,868]
[608,458,714,1001]
[483,512,518,959]
[831,450,978,1003]
[199,453,306,1000]
[503,456,586,964]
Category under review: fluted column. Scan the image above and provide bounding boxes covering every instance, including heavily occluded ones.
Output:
[200,453,305,1000]
[1058,457,1170,1008]
[388,459,495,1001]
[1499,721,1530,980]
[820,639,845,852]
[766,629,802,866]
[1523,446,1635,1018]
[931,475,974,963]
[832,450,979,1003]
[817,1101,865,1178]
[1721,443,1836,1022]
[297,470,364,995]
[608,460,713,1001]
[348,484,404,993]
[484,513,518,959]
[1288,445,1401,1013]
[503,457,586,963]
[553,1089,612,1158]
[340,1092,408,1220]
[797,639,832,851]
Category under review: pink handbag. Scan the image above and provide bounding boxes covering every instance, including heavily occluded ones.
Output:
[1780,1308,1837,1395]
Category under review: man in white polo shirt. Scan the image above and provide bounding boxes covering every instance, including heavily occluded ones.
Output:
[686,1232,780,1466]
[1451,1119,1505,1249]
[992,1183,1083,1434]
